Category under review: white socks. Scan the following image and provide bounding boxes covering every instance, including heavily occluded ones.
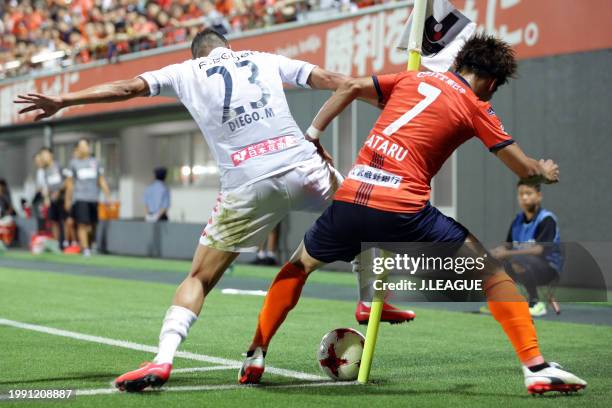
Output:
[154,305,198,365]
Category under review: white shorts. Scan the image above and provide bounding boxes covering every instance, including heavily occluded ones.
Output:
[199,155,343,252]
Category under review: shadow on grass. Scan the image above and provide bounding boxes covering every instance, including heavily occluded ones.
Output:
[0,371,118,386]
[257,380,586,400]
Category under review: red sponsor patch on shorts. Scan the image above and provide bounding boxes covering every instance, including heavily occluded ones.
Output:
[231,136,297,166]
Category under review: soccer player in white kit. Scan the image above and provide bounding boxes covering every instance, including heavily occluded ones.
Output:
[14,29,414,391]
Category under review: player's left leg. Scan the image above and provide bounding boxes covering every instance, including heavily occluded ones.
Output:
[240,197,364,384]
[239,241,327,384]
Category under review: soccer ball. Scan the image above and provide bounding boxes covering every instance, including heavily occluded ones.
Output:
[317,328,365,381]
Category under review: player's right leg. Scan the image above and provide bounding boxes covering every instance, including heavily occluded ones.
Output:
[462,234,586,394]
[114,243,239,392]
[115,178,287,392]
[352,257,416,325]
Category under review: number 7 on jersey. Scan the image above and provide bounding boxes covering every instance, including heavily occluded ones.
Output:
[382,82,441,137]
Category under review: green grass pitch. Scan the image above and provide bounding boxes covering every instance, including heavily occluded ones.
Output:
[0,253,610,407]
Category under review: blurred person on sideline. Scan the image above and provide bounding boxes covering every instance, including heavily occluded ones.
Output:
[63,145,80,252]
[144,167,171,222]
[487,181,562,317]
[0,178,17,246]
[64,138,111,256]
[32,151,48,232]
[251,223,280,265]
[38,147,67,243]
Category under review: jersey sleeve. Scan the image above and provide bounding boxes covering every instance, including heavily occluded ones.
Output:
[371,73,400,106]
[472,103,515,152]
[139,63,183,98]
[275,54,316,88]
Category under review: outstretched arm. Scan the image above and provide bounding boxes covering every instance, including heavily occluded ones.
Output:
[309,77,380,134]
[494,143,559,184]
[307,67,349,91]
[14,77,149,121]
[307,68,380,107]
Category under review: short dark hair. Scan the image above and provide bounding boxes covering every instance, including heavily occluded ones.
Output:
[39,146,53,154]
[191,29,228,58]
[517,180,541,192]
[454,33,517,90]
[154,167,167,181]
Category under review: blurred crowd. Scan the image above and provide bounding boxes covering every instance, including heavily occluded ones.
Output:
[0,0,389,79]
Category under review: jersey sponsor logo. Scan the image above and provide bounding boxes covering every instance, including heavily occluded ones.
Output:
[417,71,466,94]
[348,165,402,188]
[47,173,62,185]
[364,134,409,161]
[231,135,297,166]
[487,107,496,116]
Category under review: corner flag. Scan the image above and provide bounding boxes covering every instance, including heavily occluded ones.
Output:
[397,0,477,72]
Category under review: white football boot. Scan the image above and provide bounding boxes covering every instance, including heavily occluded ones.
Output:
[238,347,265,384]
[523,362,587,395]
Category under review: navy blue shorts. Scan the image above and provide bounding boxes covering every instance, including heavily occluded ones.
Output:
[304,200,469,263]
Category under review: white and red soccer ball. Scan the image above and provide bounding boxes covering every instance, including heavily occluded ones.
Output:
[317,328,365,381]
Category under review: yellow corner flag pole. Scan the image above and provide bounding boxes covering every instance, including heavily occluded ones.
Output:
[357,0,428,385]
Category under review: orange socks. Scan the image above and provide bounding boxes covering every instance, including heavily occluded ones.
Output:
[484,272,541,363]
[251,262,308,350]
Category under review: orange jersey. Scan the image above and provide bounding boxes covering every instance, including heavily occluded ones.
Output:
[334,71,514,213]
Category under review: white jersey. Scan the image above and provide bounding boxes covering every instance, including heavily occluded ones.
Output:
[140,47,317,189]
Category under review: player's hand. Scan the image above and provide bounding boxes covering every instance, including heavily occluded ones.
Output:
[310,139,334,167]
[539,159,559,184]
[13,93,64,121]
[490,246,510,259]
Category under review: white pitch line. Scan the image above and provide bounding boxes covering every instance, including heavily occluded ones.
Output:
[173,365,240,373]
[221,288,267,296]
[74,380,358,397]
[0,318,325,381]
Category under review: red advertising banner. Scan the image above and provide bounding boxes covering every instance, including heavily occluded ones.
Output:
[1,0,611,128]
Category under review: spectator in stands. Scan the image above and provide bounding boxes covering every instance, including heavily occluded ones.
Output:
[144,166,170,222]
[488,181,563,317]
[1,0,389,79]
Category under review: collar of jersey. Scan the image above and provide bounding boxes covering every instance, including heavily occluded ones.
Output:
[451,71,472,90]
[207,47,231,58]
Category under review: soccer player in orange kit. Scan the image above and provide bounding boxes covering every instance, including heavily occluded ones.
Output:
[239,34,587,395]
